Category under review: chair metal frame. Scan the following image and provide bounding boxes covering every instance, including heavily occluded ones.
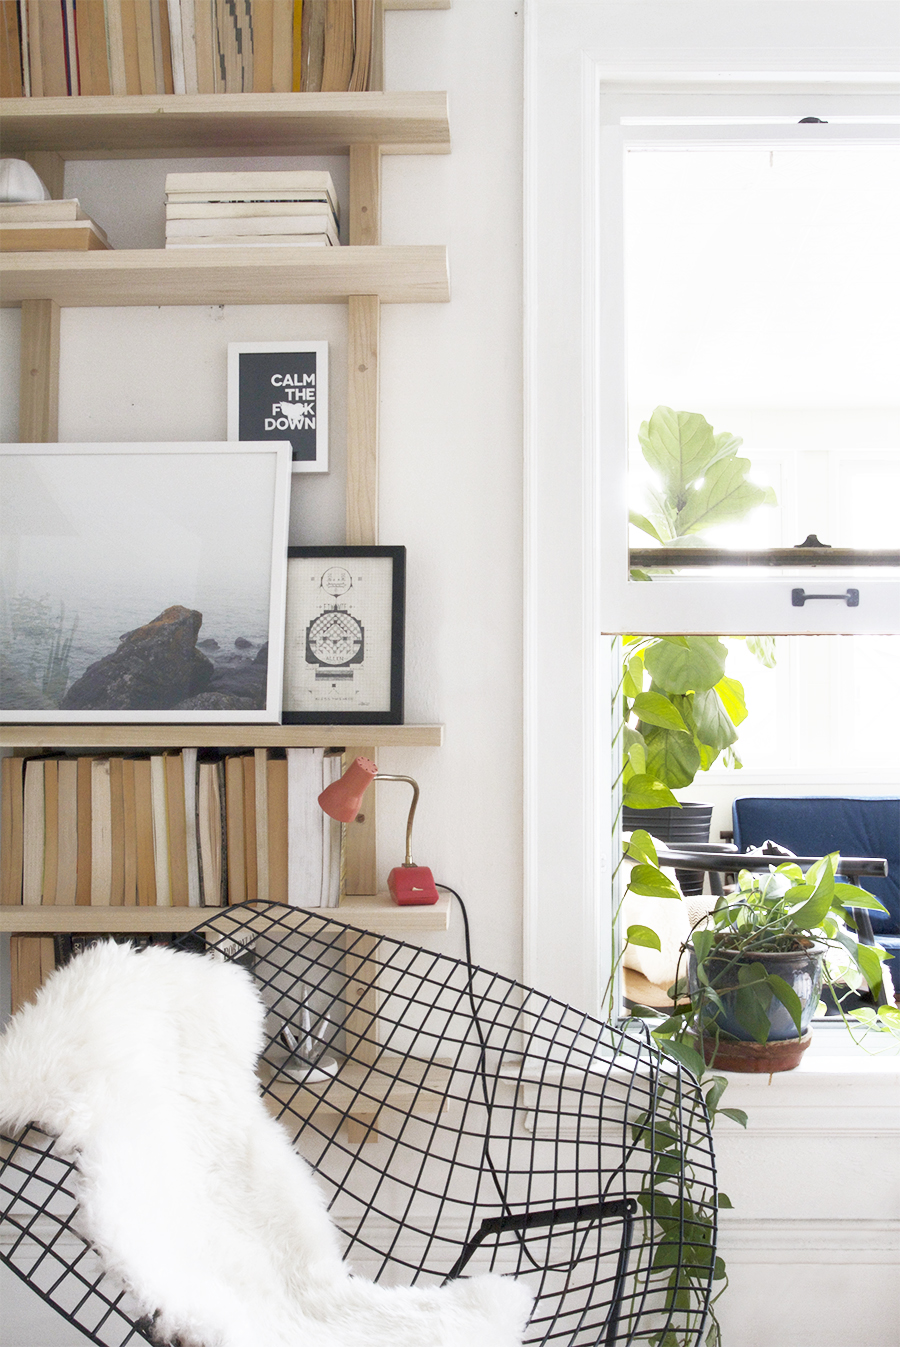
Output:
[1,902,719,1346]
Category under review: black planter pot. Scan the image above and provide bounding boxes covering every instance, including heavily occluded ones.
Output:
[622,802,714,896]
[687,941,826,1072]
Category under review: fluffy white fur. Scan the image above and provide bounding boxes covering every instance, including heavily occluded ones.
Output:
[0,942,533,1347]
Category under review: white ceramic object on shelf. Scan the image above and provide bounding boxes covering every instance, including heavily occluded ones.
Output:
[0,159,51,203]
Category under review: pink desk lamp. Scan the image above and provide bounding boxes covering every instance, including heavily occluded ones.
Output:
[318,756,439,906]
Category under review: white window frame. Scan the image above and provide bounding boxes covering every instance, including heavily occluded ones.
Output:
[523,0,900,1013]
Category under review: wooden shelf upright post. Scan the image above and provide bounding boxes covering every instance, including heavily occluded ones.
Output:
[344,143,383,898]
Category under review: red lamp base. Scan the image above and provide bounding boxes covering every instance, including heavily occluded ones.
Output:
[388,866,440,906]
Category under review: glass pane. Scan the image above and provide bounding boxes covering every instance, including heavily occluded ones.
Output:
[624,144,900,573]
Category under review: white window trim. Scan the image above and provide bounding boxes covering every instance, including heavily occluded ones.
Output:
[523,0,900,1012]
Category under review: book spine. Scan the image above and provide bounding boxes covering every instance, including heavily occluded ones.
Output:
[119,0,141,90]
[10,935,55,1014]
[165,0,184,90]
[1,756,25,906]
[121,757,138,904]
[22,759,44,907]
[55,759,79,906]
[320,0,352,93]
[105,0,128,92]
[192,0,214,92]
[180,0,198,92]
[242,750,258,901]
[251,0,273,92]
[41,759,59,905]
[62,0,78,92]
[182,747,201,906]
[254,747,269,902]
[133,0,157,93]
[90,758,112,904]
[0,1,25,98]
[165,751,190,905]
[133,758,156,905]
[225,755,246,904]
[108,755,125,905]
[149,754,171,906]
[75,756,93,904]
[267,753,288,903]
[18,0,30,94]
[271,0,292,90]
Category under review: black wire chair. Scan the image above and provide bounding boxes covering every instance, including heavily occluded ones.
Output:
[1,901,718,1346]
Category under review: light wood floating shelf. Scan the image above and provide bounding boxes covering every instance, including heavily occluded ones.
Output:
[0,724,443,750]
[262,1054,451,1135]
[0,245,449,308]
[0,892,451,934]
[0,92,450,159]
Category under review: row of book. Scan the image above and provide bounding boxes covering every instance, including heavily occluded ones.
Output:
[0,196,111,250]
[165,168,339,248]
[9,930,205,1014]
[0,0,374,99]
[0,747,343,911]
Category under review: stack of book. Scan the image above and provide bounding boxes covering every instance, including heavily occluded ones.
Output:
[164,169,339,248]
[0,198,111,251]
[0,747,343,911]
[0,0,375,99]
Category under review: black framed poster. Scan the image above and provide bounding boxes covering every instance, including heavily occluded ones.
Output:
[227,341,328,473]
[282,547,405,724]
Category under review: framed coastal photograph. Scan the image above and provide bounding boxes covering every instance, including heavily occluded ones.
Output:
[227,340,328,473]
[0,442,292,723]
[283,547,405,725]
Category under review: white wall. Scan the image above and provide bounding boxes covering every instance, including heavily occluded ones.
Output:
[0,0,527,983]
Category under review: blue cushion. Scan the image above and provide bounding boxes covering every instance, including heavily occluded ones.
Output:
[731,796,899,937]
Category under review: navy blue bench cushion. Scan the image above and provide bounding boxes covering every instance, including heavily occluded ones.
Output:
[731,796,899,939]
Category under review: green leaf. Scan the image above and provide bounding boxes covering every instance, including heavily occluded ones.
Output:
[653,1035,707,1080]
[717,1192,734,1209]
[626,863,683,900]
[789,857,837,929]
[715,674,749,727]
[855,942,887,1001]
[645,636,728,695]
[704,1075,728,1114]
[832,883,889,914]
[622,774,682,810]
[718,1108,749,1128]
[692,928,715,967]
[633,691,690,733]
[745,634,777,668]
[675,455,777,536]
[637,406,737,499]
[623,828,659,866]
[623,656,645,698]
[627,924,663,951]
[644,727,702,789]
[734,973,773,1044]
[691,687,739,751]
[713,1256,728,1282]
[629,509,666,543]
[766,973,804,1038]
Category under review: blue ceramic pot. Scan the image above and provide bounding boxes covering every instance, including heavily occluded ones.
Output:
[688,941,825,1043]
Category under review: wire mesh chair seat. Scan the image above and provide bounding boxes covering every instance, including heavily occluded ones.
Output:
[1,901,718,1346]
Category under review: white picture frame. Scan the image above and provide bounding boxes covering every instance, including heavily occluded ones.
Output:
[227,340,329,474]
[0,441,292,723]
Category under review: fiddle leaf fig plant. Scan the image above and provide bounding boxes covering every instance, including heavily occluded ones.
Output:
[619,407,778,805]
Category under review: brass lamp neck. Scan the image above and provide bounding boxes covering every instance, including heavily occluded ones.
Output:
[374,774,419,867]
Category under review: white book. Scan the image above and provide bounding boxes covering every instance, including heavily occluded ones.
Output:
[166,234,334,249]
[165,214,337,238]
[150,755,171,907]
[287,748,324,908]
[180,0,199,95]
[0,200,87,222]
[182,747,201,907]
[55,759,79,906]
[106,0,128,95]
[320,755,343,909]
[165,170,338,217]
[166,0,187,93]
[166,189,338,215]
[166,200,338,221]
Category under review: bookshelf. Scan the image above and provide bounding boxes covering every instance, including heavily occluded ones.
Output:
[2,63,451,1015]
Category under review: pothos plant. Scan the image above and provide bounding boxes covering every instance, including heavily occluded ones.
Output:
[621,405,778,812]
[618,831,899,1347]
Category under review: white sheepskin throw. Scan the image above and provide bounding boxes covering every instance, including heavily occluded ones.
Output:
[0,942,533,1347]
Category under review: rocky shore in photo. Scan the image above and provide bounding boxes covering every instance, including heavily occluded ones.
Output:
[59,606,267,712]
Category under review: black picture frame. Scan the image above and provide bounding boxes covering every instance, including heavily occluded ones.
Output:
[282,546,405,725]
